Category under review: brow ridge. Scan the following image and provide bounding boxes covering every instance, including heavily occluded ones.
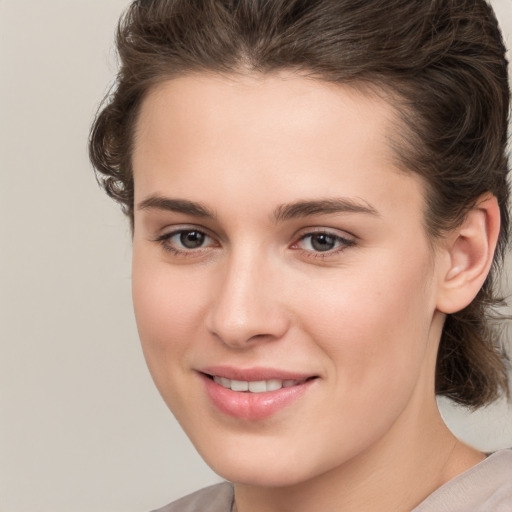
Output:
[137,195,377,222]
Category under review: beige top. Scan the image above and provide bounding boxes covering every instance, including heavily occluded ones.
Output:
[152,449,512,512]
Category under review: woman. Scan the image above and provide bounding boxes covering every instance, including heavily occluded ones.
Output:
[89,0,512,510]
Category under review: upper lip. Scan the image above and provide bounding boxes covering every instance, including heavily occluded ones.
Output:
[199,365,317,381]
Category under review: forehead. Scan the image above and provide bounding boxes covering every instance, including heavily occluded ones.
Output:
[134,71,398,162]
[132,71,426,223]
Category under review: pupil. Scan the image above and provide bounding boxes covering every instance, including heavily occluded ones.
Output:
[180,231,205,249]
[311,233,335,252]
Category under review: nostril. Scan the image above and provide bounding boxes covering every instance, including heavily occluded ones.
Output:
[248,333,274,342]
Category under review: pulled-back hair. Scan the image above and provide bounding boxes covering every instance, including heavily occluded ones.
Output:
[89,0,510,408]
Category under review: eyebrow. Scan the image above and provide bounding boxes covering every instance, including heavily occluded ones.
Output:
[137,196,216,218]
[137,195,378,222]
[273,198,379,222]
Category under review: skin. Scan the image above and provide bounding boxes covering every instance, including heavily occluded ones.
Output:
[131,71,494,512]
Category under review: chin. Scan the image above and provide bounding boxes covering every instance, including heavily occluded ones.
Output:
[191,435,337,488]
[210,459,314,488]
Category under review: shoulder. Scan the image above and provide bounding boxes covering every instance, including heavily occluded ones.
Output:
[413,449,512,511]
[150,482,234,512]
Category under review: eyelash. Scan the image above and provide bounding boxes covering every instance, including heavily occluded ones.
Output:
[153,228,355,258]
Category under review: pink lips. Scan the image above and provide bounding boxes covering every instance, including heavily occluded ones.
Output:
[199,366,317,421]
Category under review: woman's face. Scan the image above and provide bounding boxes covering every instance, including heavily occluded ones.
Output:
[131,72,447,486]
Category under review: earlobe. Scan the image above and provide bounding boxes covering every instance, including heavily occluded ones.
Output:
[436,194,500,314]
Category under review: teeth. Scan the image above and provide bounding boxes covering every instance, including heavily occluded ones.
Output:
[248,380,266,393]
[266,379,283,391]
[231,379,249,392]
[213,376,305,392]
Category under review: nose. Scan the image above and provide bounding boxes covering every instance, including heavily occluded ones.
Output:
[205,249,290,349]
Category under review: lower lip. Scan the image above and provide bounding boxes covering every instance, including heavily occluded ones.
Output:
[201,374,315,420]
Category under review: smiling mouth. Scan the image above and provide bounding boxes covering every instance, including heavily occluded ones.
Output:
[200,370,318,419]
[202,373,317,393]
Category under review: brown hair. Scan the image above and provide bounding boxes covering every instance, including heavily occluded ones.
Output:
[89,0,510,408]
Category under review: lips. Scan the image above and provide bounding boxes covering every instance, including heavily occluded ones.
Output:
[199,366,318,420]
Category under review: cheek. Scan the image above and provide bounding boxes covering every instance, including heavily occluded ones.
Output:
[131,252,208,383]
[297,249,436,395]
[283,253,438,465]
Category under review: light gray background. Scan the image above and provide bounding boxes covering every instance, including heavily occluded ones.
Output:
[1,1,511,511]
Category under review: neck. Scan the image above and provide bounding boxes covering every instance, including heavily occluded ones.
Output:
[233,397,484,512]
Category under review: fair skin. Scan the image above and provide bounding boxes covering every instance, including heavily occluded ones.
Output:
[131,71,499,512]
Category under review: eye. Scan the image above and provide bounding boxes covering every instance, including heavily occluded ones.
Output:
[155,227,217,255]
[294,231,355,254]
[176,230,207,249]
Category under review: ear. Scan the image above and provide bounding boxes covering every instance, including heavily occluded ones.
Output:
[436,194,500,314]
